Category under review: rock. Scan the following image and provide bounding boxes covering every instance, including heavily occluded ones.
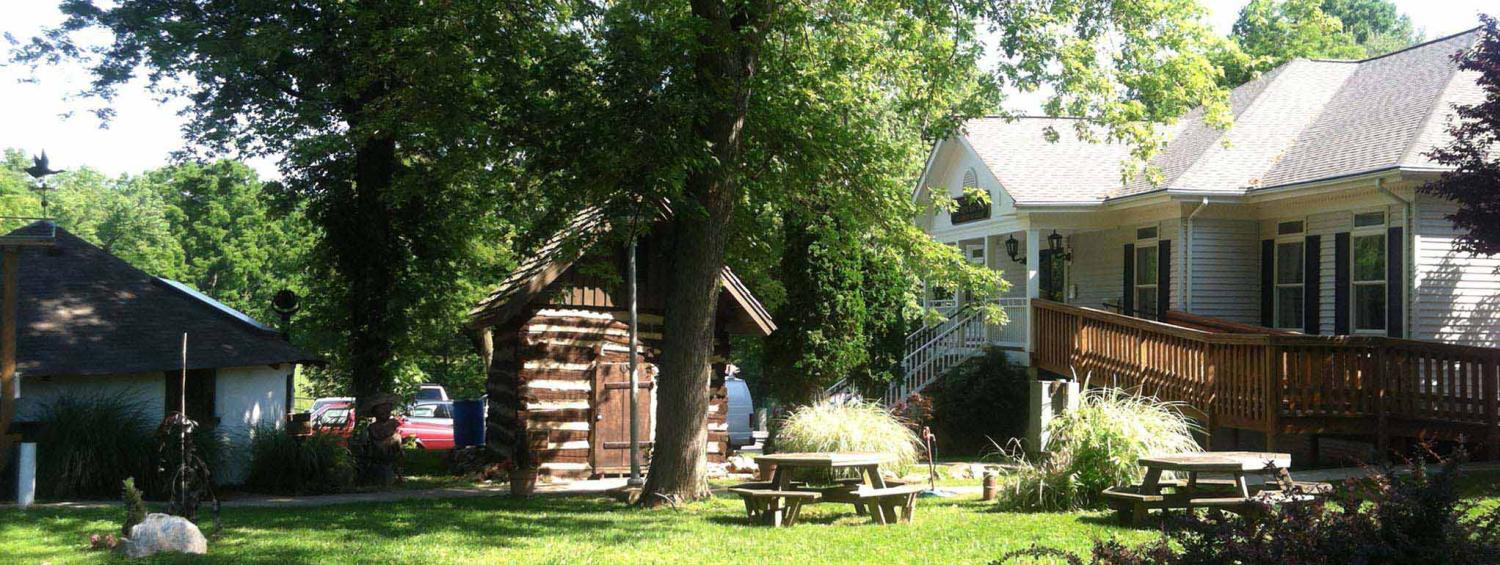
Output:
[124,514,207,559]
[726,455,759,474]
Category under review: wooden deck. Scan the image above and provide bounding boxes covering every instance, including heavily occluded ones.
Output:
[1032,300,1500,454]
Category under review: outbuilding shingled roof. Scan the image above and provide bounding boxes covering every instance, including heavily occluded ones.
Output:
[950,29,1482,204]
[11,223,316,378]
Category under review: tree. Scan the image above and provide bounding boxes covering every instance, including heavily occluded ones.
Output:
[1321,0,1422,56]
[561,0,1233,504]
[13,2,547,412]
[1421,15,1500,256]
[1221,0,1422,87]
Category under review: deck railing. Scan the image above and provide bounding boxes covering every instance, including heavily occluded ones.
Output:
[1031,299,1500,451]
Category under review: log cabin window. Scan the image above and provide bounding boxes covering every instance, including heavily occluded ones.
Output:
[1274,240,1305,330]
[1352,217,1388,332]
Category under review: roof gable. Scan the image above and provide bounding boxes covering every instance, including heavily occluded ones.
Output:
[468,209,776,336]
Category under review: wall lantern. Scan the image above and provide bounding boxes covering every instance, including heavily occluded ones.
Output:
[1048,230,1072,261]
[1005,234,1026,265]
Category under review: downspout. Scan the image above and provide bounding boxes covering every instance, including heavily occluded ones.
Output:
[1376,177,1414,338]
[1184,197,1210,312]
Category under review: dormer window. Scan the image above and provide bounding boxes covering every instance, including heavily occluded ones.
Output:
[950,168,990,224]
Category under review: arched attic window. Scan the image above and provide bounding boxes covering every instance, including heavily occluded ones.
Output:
[951,168,990,224]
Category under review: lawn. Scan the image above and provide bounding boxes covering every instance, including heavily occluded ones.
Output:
[2,492,1151,564]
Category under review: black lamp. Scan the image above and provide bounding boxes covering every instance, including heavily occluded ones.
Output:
[1048,230,1072,261]
[1005,234,1025,264]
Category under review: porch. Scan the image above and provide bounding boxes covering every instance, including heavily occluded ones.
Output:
[1032,299,1500,454]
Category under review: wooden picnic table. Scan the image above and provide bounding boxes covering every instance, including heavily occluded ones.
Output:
[1105,451,1329,525]
[736,452,922,526]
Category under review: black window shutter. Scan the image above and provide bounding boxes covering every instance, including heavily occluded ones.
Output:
[1158,240,1171,321]
[1123,243,1135,316]
[1387,226,1404,337]
[1304,234,1321,334]
[1260,239,1274,327]
[1334,233,1351,335]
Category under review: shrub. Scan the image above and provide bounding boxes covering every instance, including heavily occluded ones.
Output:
[927,348,1029,456]
[999,451,1500,565]
[997,386,1201,511]
[33,395,155,499]
[244,425,355,495]
[773,396,920,477]
[121,477,147,536]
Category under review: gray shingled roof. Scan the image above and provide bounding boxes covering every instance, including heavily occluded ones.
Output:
[11,223,317,378]
[961,117,1133,203]
[955,29,1481,204]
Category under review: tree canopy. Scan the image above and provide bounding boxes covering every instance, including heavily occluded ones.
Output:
[1219,0,1422,86]
[1422,15,1500,256]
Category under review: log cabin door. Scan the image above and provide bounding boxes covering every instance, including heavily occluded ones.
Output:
[591,349,653,474]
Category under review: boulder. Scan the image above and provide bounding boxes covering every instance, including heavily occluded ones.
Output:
[124,513,207,559]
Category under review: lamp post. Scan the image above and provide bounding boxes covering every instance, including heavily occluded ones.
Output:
[626,237,643,487]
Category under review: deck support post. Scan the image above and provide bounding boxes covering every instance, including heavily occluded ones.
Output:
[1263,341,1279,452]
[1485,356,1499,461]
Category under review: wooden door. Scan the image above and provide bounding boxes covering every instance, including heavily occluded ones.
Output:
[591,357,653,474]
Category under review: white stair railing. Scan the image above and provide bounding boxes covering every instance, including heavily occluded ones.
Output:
[885,307,987,405]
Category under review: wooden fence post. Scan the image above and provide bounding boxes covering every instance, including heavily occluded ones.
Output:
[1377,347,1391,462]
[1263,340,1279,451]
[1486,354,1499,461]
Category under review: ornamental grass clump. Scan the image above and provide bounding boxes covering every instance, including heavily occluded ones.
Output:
[998,386,1201,511]
[774,396,920,476]
[244,425,355,495]
[34,395,155,499]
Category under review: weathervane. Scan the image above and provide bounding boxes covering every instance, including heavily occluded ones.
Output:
[24,151,63,218]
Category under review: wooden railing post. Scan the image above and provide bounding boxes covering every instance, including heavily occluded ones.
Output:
[1486,354,1499,460]
[1263,340,1279,451]
[1377,347,1391,461]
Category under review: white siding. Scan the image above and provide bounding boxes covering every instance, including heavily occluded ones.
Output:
[1069,226,1130,310]
[215,365,292,485]
[1185,218,1260,323]
[14,366,291,486]
[1414,195,1500,346]
[14,372,165,423]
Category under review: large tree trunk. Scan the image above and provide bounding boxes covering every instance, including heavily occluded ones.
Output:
[638,0,768,506]
[337,132,401,413]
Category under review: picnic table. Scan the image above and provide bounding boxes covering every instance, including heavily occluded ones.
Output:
[1103,451,1331,525]
[729,452,923,527]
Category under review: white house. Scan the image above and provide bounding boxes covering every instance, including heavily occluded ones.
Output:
[912,29,1495,358]
[8,223,317,485]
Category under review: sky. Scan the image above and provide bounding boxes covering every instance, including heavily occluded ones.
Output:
[0,0,1493,178]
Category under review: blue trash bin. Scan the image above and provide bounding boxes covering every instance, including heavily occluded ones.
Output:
[451,399,486,448]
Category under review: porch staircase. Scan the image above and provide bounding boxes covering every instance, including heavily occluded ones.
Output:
[827,305,988,405]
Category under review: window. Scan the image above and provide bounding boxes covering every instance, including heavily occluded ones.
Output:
[1353,232,1387,331]
[1277,220,1306,236]
[316,407,350,428]
[1135,245,1158,317]
[1354,211,1386,228]
[1136,226,1158,240]
[1275,241,1304,329]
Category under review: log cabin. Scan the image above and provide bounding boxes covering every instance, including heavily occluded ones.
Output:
[468,209,774,479]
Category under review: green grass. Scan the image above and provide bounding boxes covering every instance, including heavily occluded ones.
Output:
[3,492,1150,564]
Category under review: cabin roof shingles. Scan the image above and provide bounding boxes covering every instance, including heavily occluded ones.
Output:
[12,223,316,378]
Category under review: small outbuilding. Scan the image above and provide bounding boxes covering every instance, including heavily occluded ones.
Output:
[469,209,774,479]
[7,223,317,484]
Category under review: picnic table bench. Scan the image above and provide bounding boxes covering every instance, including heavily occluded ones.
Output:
[1102,451,1331,525]
[729,452,920,527]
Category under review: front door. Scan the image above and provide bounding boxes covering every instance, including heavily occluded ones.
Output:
[1039,250,1066,302]
[591,354,654,473]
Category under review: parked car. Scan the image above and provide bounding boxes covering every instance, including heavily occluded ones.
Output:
[400,401,455,450]
[724,376,754,449]
[309,399,356,440]
[310,396,353,415]
[415,384,449,402]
